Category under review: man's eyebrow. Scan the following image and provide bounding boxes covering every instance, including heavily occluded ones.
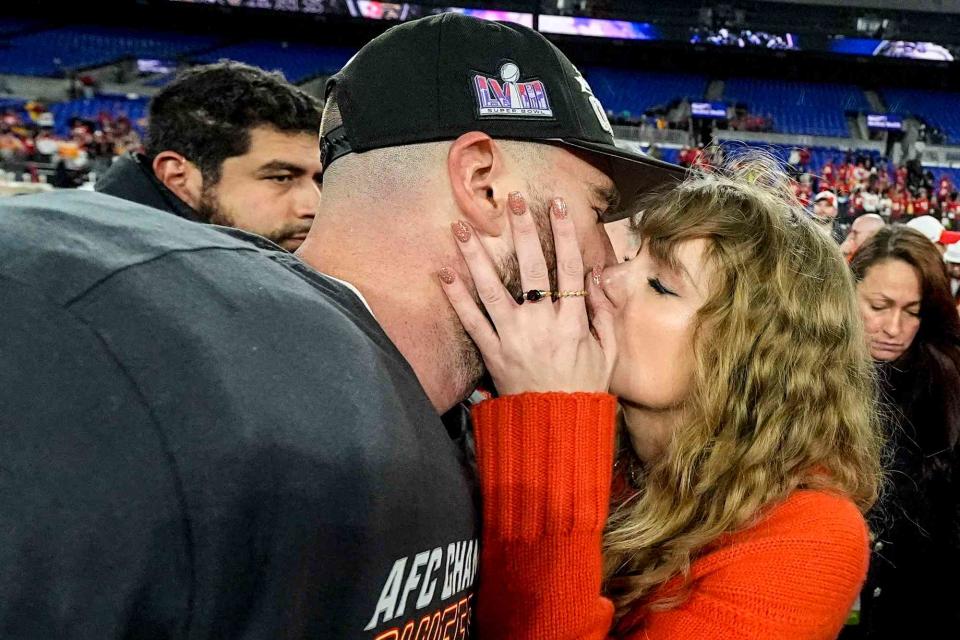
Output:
[256,161,307,175]
[592,183,621,213]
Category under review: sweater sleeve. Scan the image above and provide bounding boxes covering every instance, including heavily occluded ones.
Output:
[472,392,618,640]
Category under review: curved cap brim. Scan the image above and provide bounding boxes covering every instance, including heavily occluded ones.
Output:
[554,138,686,222]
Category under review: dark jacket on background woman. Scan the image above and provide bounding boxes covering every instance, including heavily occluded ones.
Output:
[845,343,960,639]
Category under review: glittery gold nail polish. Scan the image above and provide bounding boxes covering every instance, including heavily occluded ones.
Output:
[438,267,456,285]
[551,197,568,220]
[508,191,526,216]
[452,221,472,243]
[591,265,602,286]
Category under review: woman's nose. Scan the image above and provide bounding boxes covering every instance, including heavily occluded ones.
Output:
[600,260,632,307]
[881,311,902,337]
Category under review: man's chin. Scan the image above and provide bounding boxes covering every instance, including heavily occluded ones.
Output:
[278,234,310,252]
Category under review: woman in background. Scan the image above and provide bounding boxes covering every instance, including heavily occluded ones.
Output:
[439,158,884,639]
[843,225,960,639]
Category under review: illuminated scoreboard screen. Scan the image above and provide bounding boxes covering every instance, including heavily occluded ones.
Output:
[166,1,959,61]
[166,1,661,40]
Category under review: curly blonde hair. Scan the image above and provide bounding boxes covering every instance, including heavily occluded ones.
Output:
[602,154,884,614]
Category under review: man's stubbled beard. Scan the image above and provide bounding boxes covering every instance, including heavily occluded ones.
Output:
[196,180,235,228]
[196,181,309,248]
[453,187,560,391]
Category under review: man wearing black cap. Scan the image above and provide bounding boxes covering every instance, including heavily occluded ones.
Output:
[0,13,680,640]
[306,13,682,409]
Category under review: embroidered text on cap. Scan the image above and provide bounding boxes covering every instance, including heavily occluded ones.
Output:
[573,71,614,135]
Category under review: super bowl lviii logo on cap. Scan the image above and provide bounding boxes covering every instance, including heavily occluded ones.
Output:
[473,61,553,118]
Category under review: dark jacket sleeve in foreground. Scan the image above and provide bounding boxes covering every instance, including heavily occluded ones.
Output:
[0,191,478,639]
[0,277,192,638]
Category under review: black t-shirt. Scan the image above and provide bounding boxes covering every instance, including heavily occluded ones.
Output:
[0,191,478,638]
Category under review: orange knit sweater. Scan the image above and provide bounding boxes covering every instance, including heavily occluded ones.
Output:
[472,392,870,640]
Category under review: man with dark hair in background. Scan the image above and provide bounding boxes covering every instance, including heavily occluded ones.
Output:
[96,61,323,251]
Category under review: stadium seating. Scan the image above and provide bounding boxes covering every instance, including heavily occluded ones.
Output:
[583,68,707,117]
[192,41,356,84]
[0,26,219,77]
[0,18,41,36]
[723,78,870,137]
[883,88,960,145]
[655,147,681,165]
[0,97,27,111]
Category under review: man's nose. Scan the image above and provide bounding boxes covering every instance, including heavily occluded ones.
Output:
[295,181,322,218]
[594,227,618,268]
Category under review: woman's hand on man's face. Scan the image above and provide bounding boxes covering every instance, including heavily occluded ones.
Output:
[438,192,616,396]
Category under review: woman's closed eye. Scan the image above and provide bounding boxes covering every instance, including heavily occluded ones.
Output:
[648,277,677,296]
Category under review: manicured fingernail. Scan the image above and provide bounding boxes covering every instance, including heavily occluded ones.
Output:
[550,197,568,220]
[591,265,602,286]
[508,191,526,216]
[438,267,456,285]
[452,221,472,243]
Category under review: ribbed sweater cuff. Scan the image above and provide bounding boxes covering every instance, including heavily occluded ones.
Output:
[472,392,617,541]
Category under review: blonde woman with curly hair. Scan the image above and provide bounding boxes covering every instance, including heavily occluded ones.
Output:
[439,156,884,640]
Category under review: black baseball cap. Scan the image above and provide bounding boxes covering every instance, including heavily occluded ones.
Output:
[321,12,685,221]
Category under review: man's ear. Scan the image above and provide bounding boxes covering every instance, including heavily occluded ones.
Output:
[447,132,509,238]
[152,151,204,209]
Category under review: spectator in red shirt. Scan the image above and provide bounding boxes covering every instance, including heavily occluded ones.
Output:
[821,158,836,192]
[890,185,908,221]
[945,192,960,227]
[690,146,708,169]
[853,160,869,184]
[850,187,865,217]
[839,158,852,185]
[938,175,953,202]
[914,187,931,217]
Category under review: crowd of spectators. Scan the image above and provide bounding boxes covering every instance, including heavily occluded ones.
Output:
[676,144,960,230]
[0,101,142,188]
[810,153,959,227]
[5,93,960,239]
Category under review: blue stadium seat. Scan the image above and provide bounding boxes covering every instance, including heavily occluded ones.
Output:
[0,26,219,77]
[582,68,707,115]
[883,88,960,145]
[193,41,356,84]
[0,97,27,111]
[0,18,42,36]
[723,78,869,137]
[656,147,681,165]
